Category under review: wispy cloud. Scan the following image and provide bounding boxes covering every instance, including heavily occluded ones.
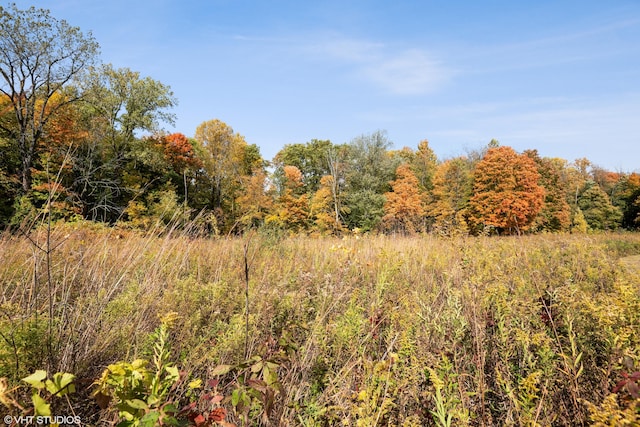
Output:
[303,35,453,95]
[311,37,383,62]
[457,17,640,74]
[361,48,450,95]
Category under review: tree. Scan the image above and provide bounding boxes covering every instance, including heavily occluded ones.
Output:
[71,65,176,221]
[0,4,99,192]
[194,119,245,210]
[235,169,272,230]
[343,130,399,231]
[325,145,348,228]
[192,119,264,231]
[412,139,438,191]
[310,175,344,234]
[428,157,474,235]
[81,64,176,143]
[613,173,640,229]
[577,181,622,230]
[150,132,202,204]
[382,163,426,234]
[26,93,92,220]
[266,165,310,232]
[571,207,589,233]
[272,139,335,195]
[468,146,545,234]
[525,150,571,232]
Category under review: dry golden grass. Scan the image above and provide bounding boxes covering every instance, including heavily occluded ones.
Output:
[1,224,639,425]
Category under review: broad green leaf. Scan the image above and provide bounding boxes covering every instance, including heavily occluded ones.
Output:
[32,393,51,416]
[125,398,149,410]
[163,403,178,413]
[188,378,202,389]
[162,416,180,426]
[131,359,149,369]
[22,370,47,389]
[147,394,160,406]
[231,388,242,407]
[165,365,179,380]
[263,365,279,388]
[139,411,160,427]
[211,364,233,376]
[46,372,75,396]
[108,363,127,376]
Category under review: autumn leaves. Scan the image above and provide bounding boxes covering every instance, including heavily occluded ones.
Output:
[380,146,544,235]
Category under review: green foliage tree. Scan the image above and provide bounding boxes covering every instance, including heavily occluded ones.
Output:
[72,65,176,221]
[412,139,438,192]
[610,172,640,229]
[343,130,399,231]
[0,132,20,223]
[468,146,545,234]
[525,150,571,232]
[577,181,622,230]
[272,139,336,195]
[0,4,99,193]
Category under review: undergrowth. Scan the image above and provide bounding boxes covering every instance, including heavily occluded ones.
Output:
[1,224,639,425]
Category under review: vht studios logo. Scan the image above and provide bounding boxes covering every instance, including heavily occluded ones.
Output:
[3,415,81,426]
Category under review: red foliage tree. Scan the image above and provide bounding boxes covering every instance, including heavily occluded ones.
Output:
[155,132,202,173]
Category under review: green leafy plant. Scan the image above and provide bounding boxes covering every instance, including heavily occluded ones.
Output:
[22,370,75,416]
[352,355,398,426]
[94,312,185,426]
[0,370,76,418]
[427,355,470,427]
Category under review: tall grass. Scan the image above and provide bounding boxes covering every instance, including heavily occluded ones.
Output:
[1,224,639,425]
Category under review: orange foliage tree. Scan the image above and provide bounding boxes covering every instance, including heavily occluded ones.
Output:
[468,146,545,234]
[382,163,426,234]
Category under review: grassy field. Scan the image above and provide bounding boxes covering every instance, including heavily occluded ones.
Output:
[1,223,639,425]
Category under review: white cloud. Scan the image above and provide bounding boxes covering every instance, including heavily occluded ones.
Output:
[305,35,452,95]
[361,49,450,95]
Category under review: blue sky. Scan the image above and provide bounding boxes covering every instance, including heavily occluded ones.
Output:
[17,0,640,171]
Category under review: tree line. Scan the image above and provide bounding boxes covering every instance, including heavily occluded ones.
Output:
[1,4,638,235]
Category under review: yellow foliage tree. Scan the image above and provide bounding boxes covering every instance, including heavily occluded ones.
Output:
[428,157,473,236]
[266,165,310,232]
[310,175,343,234]
[235,169,273,229]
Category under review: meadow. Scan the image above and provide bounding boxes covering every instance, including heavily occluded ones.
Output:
[1,223,639,426]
